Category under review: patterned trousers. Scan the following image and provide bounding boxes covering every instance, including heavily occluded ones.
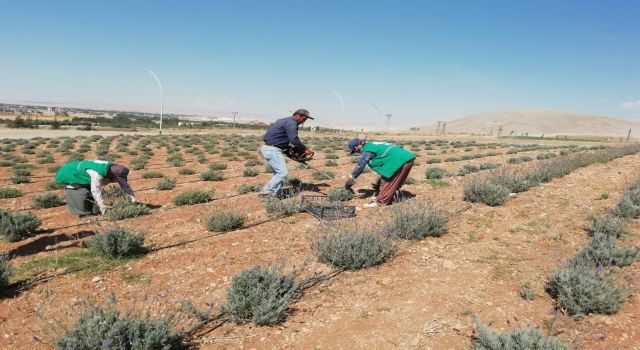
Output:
[376,159,414,205]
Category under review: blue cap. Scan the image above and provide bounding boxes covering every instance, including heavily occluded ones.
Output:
[348,138,362,154]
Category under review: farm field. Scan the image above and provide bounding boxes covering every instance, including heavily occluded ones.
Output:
[0,129,639,349]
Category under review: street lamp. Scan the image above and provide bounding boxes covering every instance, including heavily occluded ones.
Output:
[144,68,164,135]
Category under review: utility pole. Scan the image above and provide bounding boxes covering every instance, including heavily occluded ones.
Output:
[497,126,503,137]
[436,121,442,134]
[385,114,392,133]
[627,128,631,142]
[232,112,238,129]
[441,122,447,135]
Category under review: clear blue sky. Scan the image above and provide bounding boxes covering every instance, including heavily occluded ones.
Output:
[1,0,639,128]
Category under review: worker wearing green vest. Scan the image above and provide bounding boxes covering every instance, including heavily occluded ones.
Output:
[346,138,415,207]
[55,160,136,217]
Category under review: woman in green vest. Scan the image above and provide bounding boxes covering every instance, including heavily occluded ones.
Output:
[55,160,136,217]
[345,138,415,207]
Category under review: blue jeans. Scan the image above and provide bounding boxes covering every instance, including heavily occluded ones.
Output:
[260,145,288,196]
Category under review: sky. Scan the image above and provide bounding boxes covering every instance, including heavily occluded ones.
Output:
[1,0,639,129]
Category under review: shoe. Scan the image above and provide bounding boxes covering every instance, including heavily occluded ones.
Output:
[363,202,379,208]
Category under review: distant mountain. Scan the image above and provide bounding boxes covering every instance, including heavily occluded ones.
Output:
[426,109,640,137]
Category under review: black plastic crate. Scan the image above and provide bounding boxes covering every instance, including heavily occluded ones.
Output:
[301,195,356,220]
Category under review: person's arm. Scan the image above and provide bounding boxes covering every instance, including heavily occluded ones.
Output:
[86,169,107,214]
[347,152,375,185]
[284,120,306,151]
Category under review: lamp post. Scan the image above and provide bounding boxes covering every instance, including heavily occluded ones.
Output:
[144,69,164,135]
[332,90,344,133]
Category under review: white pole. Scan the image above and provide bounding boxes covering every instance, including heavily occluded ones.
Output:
[332,90,344,133]
[144,69,164,135]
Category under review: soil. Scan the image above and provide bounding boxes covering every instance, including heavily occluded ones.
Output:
[0,130,638,350]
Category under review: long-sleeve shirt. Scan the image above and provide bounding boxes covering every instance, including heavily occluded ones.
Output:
[351,152,375,178]
[263,117,306,151]
[86,169,135,213]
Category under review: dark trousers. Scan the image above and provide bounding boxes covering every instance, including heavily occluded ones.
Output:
[65,187,100,216]
[377,159,414,205]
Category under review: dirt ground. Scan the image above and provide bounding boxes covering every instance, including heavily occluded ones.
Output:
[0,129,638,349]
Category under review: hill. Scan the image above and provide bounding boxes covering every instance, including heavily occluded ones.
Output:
[427,109,640,137]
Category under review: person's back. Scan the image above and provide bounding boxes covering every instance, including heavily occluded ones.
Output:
[263,117,305,151]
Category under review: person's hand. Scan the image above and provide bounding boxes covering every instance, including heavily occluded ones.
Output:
[304,147,314,155]
[345,175,356,187]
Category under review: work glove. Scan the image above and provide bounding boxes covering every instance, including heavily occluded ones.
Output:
[345,175,356,187]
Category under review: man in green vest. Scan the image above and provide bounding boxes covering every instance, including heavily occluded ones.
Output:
[55,160,136,217]
[345,138,415,207]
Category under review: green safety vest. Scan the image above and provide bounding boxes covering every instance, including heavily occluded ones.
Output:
[361,142,415,178]
[55,160,111,185]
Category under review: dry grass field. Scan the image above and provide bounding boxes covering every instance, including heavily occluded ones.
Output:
[0,128,638,349]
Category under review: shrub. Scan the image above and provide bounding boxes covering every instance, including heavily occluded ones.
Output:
[154,177,176,191]
[206,211,246,232]
[0,187,23,199]
[324,160,337,167]
[0,210,42,242]
[384,205,448,239]
[201,170,224,181]
[237,183,261,194]
[588,215,625,238]
[314,231,393,270]
[45,181,64,191]
[32,192,65,208]
[546,266,623,316]
[178,168,196,175]
[0,254,10,290]
[312,171,336,180]
[613,195,640,218]
[473,321,568,350]
[172,191,212,206]
[105,201,151,221]
[54,306,184,350]
[264,198,300,219]
[328,187,355,202]
[425,167,446,179]
[209,162,227,170]
[458,164,480,176]
[404,176,417,185]
[264,164,274,173]
[479,162,499,170]
[47,165,61,173]
[86,227,146,259]
[141,171,164,179]
[243,167,259,177]
[491,171,532,193]
[463,180,510,206]
[222,267,299,326]
[11,175,31,184]
[197,154,208,164]
[102,186,129,206]
[569,233,638,269]
[426,158,442,164]
[12,168,32,176]
[244,159,262,167]
[325,153,339,160]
